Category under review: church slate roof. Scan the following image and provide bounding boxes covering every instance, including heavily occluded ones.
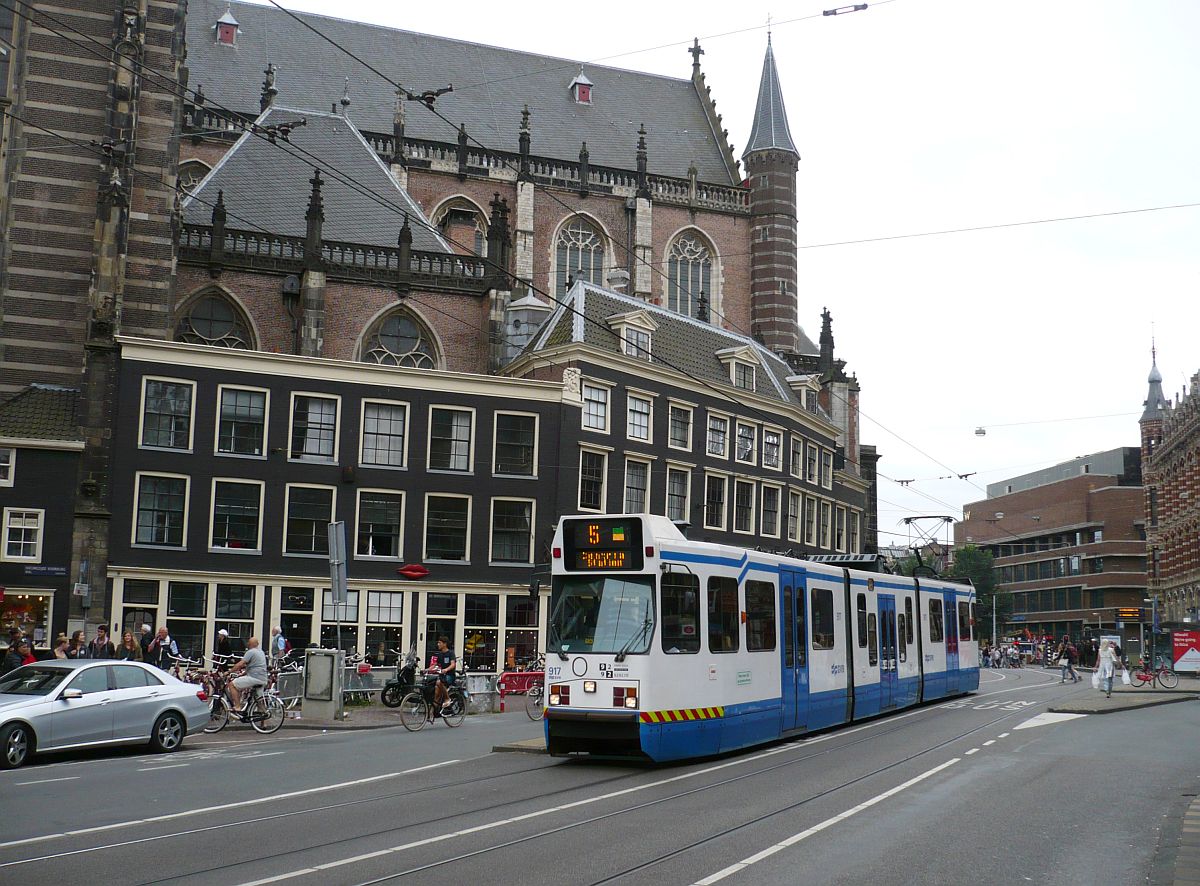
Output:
[526,282,819,408]
[0,385,81,442]
[186,0,738,184]
[743,37,797,158]
[182,106,451,252]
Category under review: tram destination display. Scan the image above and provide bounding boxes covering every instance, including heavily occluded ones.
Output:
[564,518,644,571]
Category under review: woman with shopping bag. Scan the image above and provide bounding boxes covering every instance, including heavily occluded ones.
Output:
[1097,639,1121,698]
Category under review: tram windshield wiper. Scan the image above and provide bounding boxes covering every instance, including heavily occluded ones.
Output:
[614,601,653,662]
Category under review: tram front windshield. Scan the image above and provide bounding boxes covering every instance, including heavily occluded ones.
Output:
[549,575,655,655]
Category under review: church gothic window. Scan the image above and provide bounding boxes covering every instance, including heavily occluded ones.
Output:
[174,292,254,349]
[360,310,438,369]
[555,218,605,297]
[178,159,211,194]
[667,232,713,321]
[432,199,487,257]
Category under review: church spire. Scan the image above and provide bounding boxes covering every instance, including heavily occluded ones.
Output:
[1141,343,1167,422]
[742,35,797,158]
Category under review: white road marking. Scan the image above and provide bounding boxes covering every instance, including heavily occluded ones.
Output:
[1014,712,1087,730]
[998,732,1010,738]
[691,758,962,885]
[965,748,979,755]
[136,764,189,772]
[982,740,996,746]
[14,776,81,786]
[0,764,456,851]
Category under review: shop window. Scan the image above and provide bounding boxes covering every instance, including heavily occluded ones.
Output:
[463,628,499,672]
[506,596,539,628]
[216,584,254,620]
[707,576,739,653]
[366,626,404,665]
[367,591,404,623]
[426,593,458,616]
[661,572,700,654]
[168,582,207,618]
[322,589,359,622]
[124,579,159,605]
[281,587,315,611]
[464,595,499,627]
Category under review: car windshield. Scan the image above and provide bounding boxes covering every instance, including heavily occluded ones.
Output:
[0,666,71,696]
[549,575,655,655]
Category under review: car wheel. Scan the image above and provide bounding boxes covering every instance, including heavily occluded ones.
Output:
[0,723,33,770]
[150,712,186,753]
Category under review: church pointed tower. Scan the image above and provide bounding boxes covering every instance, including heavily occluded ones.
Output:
[1140,345,1168,604]
[744,35,800,355]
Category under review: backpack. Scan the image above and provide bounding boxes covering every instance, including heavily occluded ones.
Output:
[283,639,293,654]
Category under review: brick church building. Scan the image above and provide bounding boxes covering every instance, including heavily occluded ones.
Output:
[0,0,878,662]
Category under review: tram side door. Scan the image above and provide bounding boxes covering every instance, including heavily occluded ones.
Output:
[944,594,959,693]
[780,570,809,732]
[878,594,897,710]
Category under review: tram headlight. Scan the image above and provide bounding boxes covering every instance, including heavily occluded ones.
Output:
[614,686,638,709]
[583,680,597,693]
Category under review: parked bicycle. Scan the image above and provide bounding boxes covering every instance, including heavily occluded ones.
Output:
[1131,656,1179,689]
[525,677,545,721]
[398,669,468,731]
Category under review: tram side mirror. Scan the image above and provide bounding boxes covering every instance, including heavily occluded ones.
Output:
[528,577,541,599]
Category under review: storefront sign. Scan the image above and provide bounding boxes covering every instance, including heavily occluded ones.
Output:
[1173,631,1200,673]
[72,582,89,596]
[24,565,67,576]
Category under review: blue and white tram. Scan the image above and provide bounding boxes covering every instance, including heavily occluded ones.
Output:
[544,514,979,762]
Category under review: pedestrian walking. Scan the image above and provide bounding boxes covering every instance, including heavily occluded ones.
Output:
[1056,636,1080,683]
[269,626,287,662]
[87,625,115,659]
[1097,639,1120,698]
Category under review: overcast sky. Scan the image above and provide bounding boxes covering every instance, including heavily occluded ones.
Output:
[264,0,1200,548]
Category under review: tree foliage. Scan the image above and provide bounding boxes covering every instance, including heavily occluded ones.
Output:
[947,545,1008,643]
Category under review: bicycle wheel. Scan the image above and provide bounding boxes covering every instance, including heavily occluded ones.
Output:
[442,691,466,728]
[1133,668,1153,688]
[252,695,286,734]
[203,696,230,733]
[399,691,429,732]
[1156,668,1179,689]
[380,684,405,708]
[525,684,545,721]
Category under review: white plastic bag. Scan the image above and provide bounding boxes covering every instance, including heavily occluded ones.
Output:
[1091,670,1100,690]
[1121,668,1131,686]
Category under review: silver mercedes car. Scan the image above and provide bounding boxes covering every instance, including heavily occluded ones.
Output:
[0,659,211,769]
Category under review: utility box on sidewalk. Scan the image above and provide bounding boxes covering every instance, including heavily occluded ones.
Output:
[302,648,345,721]
[467,673,500,714]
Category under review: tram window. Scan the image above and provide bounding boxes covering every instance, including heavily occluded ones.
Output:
[783,587,794,667]
[867,613,879,666]
[970,603,976,640]
[810,587,834,650]
[796,593,807,667]
[745,581,776,652]
[707,576,740,653]
[661,572,700,654]
[897,614,907,662]
[958,601,971,641]
[929,598,944,643]
[855,593,867,648]
[904,597,914,645]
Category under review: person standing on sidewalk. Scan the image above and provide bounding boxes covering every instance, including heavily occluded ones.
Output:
[1098,639,1120,698]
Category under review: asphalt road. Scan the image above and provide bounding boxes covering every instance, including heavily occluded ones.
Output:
[1,668,1195,886]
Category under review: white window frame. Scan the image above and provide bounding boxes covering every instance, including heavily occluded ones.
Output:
[577,446,610,513]
[733,479,756,535]
[282,483,337,558]
[787,490,802,542]
[623,327,651,361]
[581,382,611,434]
[214,384,270,460]
[354,487,406,561]
[706,413,729,459]
[821,450,835,489]
[427,404,476,474]
[819,500,833,549]
[806,443,819,485]
[667,401,694,452]
[732,361,755,391]
[0,447,14,487]
[804,495,818,547]
[703,471,729,531]
[666,465,691,524]
[359,398,410,471]
[623,457,652,514]
[1,507,44,563]
[761,484,782,539]
[488,496,536,565]
[735,421,757,466]
[288,392,342,463]
[138,376,196,453]
[626,394,653,444]
[789,437,803,478]
[422,492,473,563]
[131,471,191,550]
[492,411,540,478]
[835,506,847,553]
[208,477,265,554]
[849,511,861,553]
[762,427,783,472]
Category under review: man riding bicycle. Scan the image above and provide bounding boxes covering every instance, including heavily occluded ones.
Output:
[429,635,457,713]
[227,636,268,710]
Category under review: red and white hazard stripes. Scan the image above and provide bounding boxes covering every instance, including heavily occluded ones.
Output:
[640,707,724,723]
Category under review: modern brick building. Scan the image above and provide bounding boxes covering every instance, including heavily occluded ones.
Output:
[955,449,1148,647]
[1141,354,1200,626]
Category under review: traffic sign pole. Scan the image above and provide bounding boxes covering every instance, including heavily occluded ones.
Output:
[328,522,348,653]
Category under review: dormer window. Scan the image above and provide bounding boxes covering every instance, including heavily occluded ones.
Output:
[607,309,657,363]
[716,345,762,393]
[569,70,593,105]
[734,363,755,391]
[215,7,239,46]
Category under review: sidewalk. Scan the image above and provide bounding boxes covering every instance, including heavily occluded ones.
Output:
[1047,678,1200,715]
